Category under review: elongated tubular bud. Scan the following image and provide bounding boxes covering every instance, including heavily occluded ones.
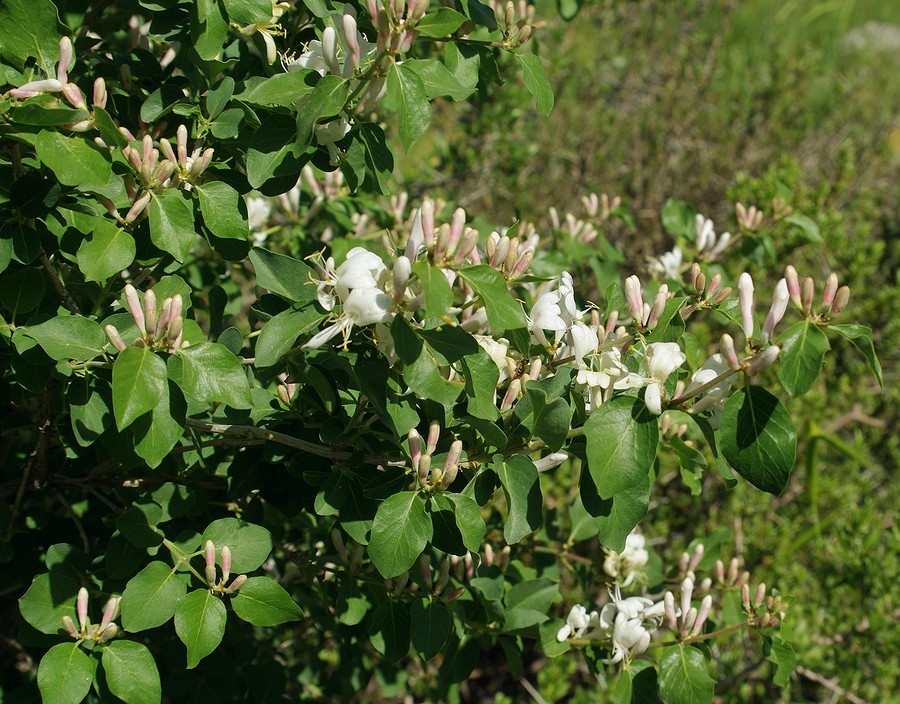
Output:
[504,237,520,273]
[62,82,86,109]
[141,134,153,162]
[343,14,361,69]
[409,0,428,21]
[647,284,668,329]
[392,255,411,302]
[761,278,789,345]
[432,223,451,261]
[454,227,479,265]
[500,378,521,412]
[533,451,569,472]
[727,558,740,585]
[785,265,801,306]
[692,595,713,636]
[444,439,462,470]
[331,527,347,562]
[801,277,815,311]
[62,615,79,638]
[100,597,121,630]
[738,273,755,341]
[680,578,693,619]
[408,428,421,473]
[440,463,458,490]
[707,273,721,298]
[417,453,431,487]
[489,236,510,268]
[830,286,850,316]
[156,297,173,339]
[420,199,435,246]
[741,583,751,610]
[511,248,533,277]
[754,582,766,608]
[749,345,780,376]
[426,420,440,455]
[529,358,542,380]
[715,559,725,583]
[98,623,118,642]
[58,36,74,83]
[124,284,146,334]
[322,27,340,76]
[165,315,183,345]
[689,543,705,572]
[419,554,432,584]
[664,591,678,630]
[624,275,644,322]
[366,0,379,24]
[92,77,107,108]
[720,333,739,369]
[123,145,142,171]
[154,160,175,187]
[77,588,89,632]
[125,191,151,223]
[445,586,466,601]
[714,286,732,304]
[227,575,247,593]
[221,546,232,582]
[205,540,216,568]
[821,272,838,308]
[194,147,215,177]
[682,607,698,635]
[694,272,706,294]
[434,557,450,595]
[176,124,188,166]
[105,325,127,351]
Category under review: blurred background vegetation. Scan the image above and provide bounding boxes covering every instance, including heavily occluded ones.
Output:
[400,0,899,701]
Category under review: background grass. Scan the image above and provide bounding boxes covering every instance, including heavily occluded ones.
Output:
[401,1,899,700]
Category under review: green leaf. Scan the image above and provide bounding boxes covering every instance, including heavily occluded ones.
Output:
[201,518,272,573]
[149,189,196,262]
[585,395,659,499]
[403,345,465,405]
[672,435,706,495]
[77,219,136,282]
[68,376,111,447]
[496,455,542,544]
[412,260,453,319]
[358,121,394,195]
[777,320,829,397]
[0,0,61,72]
[18,572,79,634]
[0,266,45,314]
[415,7,469,37]
[720,387,796,495]
[646,296,688,342]
[505,578,558,612]
[403,57,472,101]
[829,323,882,387]
[661,198,696,239]
[192,0,230,61]
[595,476,651,553]
[122,561,188,632]
[116,502,163,548]
[24,316,106,361]
[410,599,451,660]
[37,642,93,704]
[430,493,485,555]
[206,77,234,119]
[368,492,432,578]
[255,304,325,367]
[658,646,714,704]
[461,349,500,420]
[517,54,554,115]
[459,265,528,331]
[785,214,822,243]
[179,342,252,409]
[249,247,317,303]
[295,75,350,154]
[222,0,274,24]
[238,70,317,106]
[174,589,227,668]
[196,181,249,241]
[246,113,304,189]
[11,100,88,126]
[444,41,480,97]
[101,641,161,704]
[370,600,411,662]
[764,635,796,688]
[463,0,498,30]
[35,130,112,188]
[386,62,432,150]
[231,576,303,626]
[112,346,167,430]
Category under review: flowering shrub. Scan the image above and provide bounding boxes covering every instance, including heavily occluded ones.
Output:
[0,1,883,702]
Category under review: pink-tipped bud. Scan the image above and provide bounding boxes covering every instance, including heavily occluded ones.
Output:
[720,333,740,369]
[749,345,780,376]
[682,606,698,635]
[679,551,690,575]
[715,286,732,304]
[420,199,435,246]
[322,26,340,76]
[392,255,411,302]
[156,297,173,338]
[785,265,801,306]
[62,82,86,109]
[483,544,495,567]
[821,272,838,308]
[417,454,431,487]
[426,420,440,455]
[801,277,815,311]
[738,272,755,341]
[689,543,705,572]
[105,325,127,352]
[227,575,247,593]
[445,439,463,470]
[58,37,74,83]
[205,539,216,567]
[707,273,721,298]
[125,191,151,223]
[62,615,79,638]
[741,583,751,610]
[500,378,521,412]
[176,124,188,166]
[221,545,232,582]
[664,591,678,630]
[408,428,422,473]
[124,284,146,334]
[445,586,466,601]
[680,577,694,619]
[700,577,712,593]
[692,595,713,636]
[727,558,740,585]
[830,286,850,316]
[434,557,450,595]
[761,278,789,345]
[647,284,668,329]
[159,137,177,164]
[624,275,644,322]
[694,271,706,295]
[154,160,175,186]
[77,587,89,632]
[715,559,725,583]
[455,227,480,264]
[343,14,361,69]
[511,248,534,277]
[123,145,142,172]
[754,582,766,608]
[98,623,118,642]
[419,554,432,584]
[140,288,156,338]
[92,77,107,109]
[100,597,121,630]
[489,236,510,269]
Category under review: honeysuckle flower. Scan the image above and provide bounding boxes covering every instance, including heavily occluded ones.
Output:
[640,342,686,414]
[694,214,731,258]
[738,273,755,341]
[603,530,650,587]
[529,272,578,346]
[648,245,683,280]
[559,321,599,367]
[475,335,511,383]
[302,286,392,350]
[247,196,272,232]
[684,353,733,417]
[609,614,652,664]
[556,604,600,642]
[761,278,789,344]
[315,115,352,164]
[574,341,628,411]
[237,0,291,64]
[333,247,388,301]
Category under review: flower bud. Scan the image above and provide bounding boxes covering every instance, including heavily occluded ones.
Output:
[455,227,480,264]
[738,272,755,341]
[58,36,74,83]
[125,191,151,223]
[647,284,668,329]
[322,26,340,76]
[77,587,89,632]
[483,544,494,567]
[692,595,713,635]
[821,272,838,308]
[123,284,146,335]
[221,545,232,582]
[689,543,705,572]
[664,591,678,630]
[741,582,751,610]
[227,575,247,593]
[694,271,706,294]
[533,451,569,473]
[727,558,740,585]
[720,333,740,369]
[417,453,431,487]
[140,288,156,338]
[714,286,732,304]
[205,540,216,567]
[98,623,118,642]
[761,278,789,344]
[156,297,173,339]
[500,378,521,412]
[624,275,644,322]
[680,578,693,619]
[419,554,432,584]
[91,77,107,109]
[749,345,780,376]
[62,82,86,109]
[715,559,725,584]
[830,286,850,316]
[426,420,440,455]
[408,428,422,473]
[785,265,801,306]
[100,597,121,629]
[682,606,698,635]
[343,14,361,69]
[511,248,534,277]
[707,273,721,298]
[490,236,510,269]
[801,276,815,311]
[754,582,766,608]
[434,557,450,595]
[62,615,79,638]
[445,586,466,601]
[105,325,127,352]
[176,124,188,166]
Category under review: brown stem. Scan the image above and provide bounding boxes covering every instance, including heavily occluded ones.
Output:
[39,251,80,315]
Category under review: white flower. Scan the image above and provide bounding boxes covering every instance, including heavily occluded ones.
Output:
[603,530,650,587]
[302,286,392,350]
[694,214,731,258]
[640,342,686,414]
[609,615,652,664]
[246,196,272,232]
[333,247,388,302]
[649,245,683,280]
[475,335,511,383]
[315,115,352,165]
[684,353,733,416]
[556,604,600,642]
[561,321,599,366]
[574,342,628,411]
[529,272,579,346]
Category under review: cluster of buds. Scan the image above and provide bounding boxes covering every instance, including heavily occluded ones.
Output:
[735,202,764,231]
[409,422,463,491]
[204,540,247,594]
[736,272,785,370]
[158,125,214,190]
[419,555,466,600]
[660,413,689,439]
[624,275,674,331]
[484,229,534,279]
[784,265,850,321]
[549,192,622,244]
[663,577,713,640]
[276,373,298,407]
[105,284,188,354]
[368,0,428,56]
[62,588,120,643]
[331,529,366,574]
[741,581,786,627]
[495,0,537,48]
[689,263,732,308]
[481,543,511,570]
[7,37,107,131]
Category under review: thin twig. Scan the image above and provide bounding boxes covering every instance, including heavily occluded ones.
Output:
[39,251,80,315]
[796,666,869,704]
